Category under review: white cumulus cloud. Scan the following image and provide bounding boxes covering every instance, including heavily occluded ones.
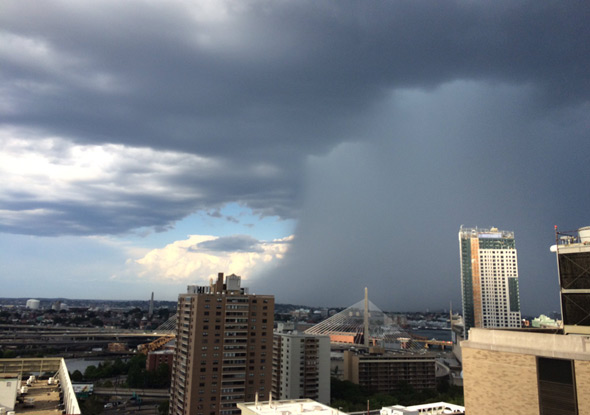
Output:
[129,234,292,284]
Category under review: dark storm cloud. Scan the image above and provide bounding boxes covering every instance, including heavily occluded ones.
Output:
[1,1,589,237]
[192,235,264,253]
[253,82,590,314]
[2,0,589,156]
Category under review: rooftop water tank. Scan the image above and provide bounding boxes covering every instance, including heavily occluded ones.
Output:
[26,299,40,310]
[579,226,590,243]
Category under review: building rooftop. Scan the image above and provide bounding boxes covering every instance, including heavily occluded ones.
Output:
[238,399,347,415]
[345,347,438,359]
[462,328,590,360]
[14,378,62,415]
[550,225,590,252]
[150,348,174,355]
[0,358,80,415]
[459,226,514,239]
[381,402,465,415]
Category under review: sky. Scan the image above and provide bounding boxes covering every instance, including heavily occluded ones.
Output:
[1,0,589,315]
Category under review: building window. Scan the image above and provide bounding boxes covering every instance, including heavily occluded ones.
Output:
[537,357,577,415]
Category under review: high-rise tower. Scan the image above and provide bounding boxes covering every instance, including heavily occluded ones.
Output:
[169,273,274,415]
[459,227,522,338]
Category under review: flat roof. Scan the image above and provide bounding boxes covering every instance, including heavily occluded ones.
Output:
[0,358,80,415]
[15,379,62,415]
[462,328,590,361]
[238,399,347,415]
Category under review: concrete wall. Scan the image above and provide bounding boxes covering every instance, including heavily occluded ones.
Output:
[59,358,82,415]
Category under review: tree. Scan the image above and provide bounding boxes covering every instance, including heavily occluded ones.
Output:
[158,308,170,319]
[79,396,103,415]
[70,370,83,382]
[158,400,170,415]
[154,363,171,388]
[84,365,98,380]
[2,350,16,358]
[127,354,148,388]
[112,357,126,376]
[90,317,103,327]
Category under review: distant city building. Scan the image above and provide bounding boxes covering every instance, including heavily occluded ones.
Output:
[530,314,559,329]
[380,402,465,415]
[237,398,463,415]
[237,398,347,415]
[107,342,128,353]
[169,273,274,415]
[272,330,330,404]
[25,299,40,310]
[459,226,521,338]
[147,349,174,373]
[552,226,590,335]
[343,348,436,393]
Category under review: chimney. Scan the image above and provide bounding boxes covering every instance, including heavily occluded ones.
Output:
[216,272,224,293]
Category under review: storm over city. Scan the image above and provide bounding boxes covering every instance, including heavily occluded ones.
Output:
[1,0,589,315]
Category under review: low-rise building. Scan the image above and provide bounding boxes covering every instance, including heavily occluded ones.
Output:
[0,358,80,415]
[147,349,175,373]
[380,402,465,415]
[343,348,436,393]
[238,398,347,415]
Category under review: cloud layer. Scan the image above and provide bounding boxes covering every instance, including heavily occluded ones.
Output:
[2,0,589,236]
[1,1,589,312]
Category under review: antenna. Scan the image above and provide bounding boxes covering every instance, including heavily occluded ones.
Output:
[364,287,369,348]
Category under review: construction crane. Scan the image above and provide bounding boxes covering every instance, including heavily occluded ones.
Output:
[137,334,175,354]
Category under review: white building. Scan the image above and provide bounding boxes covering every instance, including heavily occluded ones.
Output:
[25,299,40,310]
[272,331,330,404]
[459,227,521,337]
[238,399,463,415]
[380,402,465,415]
[238,398,346,415]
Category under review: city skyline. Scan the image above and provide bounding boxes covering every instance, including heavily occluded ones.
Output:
[1,1,589,315]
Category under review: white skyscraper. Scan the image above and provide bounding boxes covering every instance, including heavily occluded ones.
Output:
[459,226,522,337]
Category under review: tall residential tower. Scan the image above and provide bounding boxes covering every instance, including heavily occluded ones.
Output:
[459,227,521,338]
[169,273,274,415]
